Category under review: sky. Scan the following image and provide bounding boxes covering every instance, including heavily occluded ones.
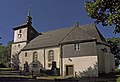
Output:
[0,0,120,45]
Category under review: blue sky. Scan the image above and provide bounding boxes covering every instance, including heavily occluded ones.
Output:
[0,0,120,45]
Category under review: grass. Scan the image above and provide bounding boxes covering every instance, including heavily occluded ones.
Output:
[0,68,13,71]
[37,76,65,80]
[0,74,33,79]
[117,77,120,82]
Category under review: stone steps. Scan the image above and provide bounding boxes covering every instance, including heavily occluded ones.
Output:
[0,70,20,75]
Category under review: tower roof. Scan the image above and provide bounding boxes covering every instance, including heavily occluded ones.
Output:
[26,7,32,25]
[13,8,33,30]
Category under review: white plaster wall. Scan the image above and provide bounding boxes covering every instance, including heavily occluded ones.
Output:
[45,47,60,70]
[96,44,115,73]
[19,47,60,71]
[110,53,115,71]
[11,42,27,55]
[11,42,27,66]
[62,56,98,77]
[104,53,115,73]
[14,27,28,42]
[19,49,44,70]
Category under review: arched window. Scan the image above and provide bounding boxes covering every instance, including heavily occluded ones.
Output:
[33,52,38,62]
[48,50,54,62]
[101,48,108,53]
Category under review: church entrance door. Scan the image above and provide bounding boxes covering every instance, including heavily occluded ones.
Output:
[66,65,74,76]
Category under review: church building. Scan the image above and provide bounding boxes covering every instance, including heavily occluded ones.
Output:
[11,11,115,77]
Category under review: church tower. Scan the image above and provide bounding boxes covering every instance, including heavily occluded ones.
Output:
[11,9,38,69]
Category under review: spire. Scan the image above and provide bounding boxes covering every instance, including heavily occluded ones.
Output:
[26,6,32,25]
[28,7,31,17]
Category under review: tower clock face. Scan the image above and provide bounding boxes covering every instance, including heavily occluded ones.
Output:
[18,34,22,38]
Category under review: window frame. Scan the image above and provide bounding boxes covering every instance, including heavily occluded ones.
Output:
[25,52,27,57]
[48,50,54,62]
[101,48,108,53]
[19,29,22,33]
[18,34,22,38]
[74,43,80,51]
[33,52,38,62]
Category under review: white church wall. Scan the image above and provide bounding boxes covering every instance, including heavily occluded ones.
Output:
[104,53,115,73]
[11,42,27,69]
[45,47,60,70]
[11,42,27,55]
[19,47,60,71]
[96,44,115,73]
[14,27,28,42]
[62,56,98,77]
[19,49,45,71]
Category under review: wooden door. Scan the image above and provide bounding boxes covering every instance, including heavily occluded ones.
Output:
[66,65,74,76]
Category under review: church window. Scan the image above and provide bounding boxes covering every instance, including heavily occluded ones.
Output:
[48,50,54,62]
[101,48,108,53]
[19,30,22,33]
[74,43,80,51]
[18,44,20,47]
[33,52,38,62]
[18,34,22,38]
[25,52,27,57]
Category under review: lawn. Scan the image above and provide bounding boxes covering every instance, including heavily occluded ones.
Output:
[0,68,13,71]
[117,77,120,82]
[37,76,65,80]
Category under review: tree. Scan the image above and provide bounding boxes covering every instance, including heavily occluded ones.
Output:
[4,41,12,67]
[106,38,120,68]
[0,41,12,67]
[85,0,120,33]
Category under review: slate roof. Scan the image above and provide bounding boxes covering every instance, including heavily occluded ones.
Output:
[13,23,38,34]
[13,23,28,30]
[22,23,105,51]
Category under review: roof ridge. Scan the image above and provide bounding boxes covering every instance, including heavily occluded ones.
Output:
[79,23,95,27]
[77,26,94,39]
[59,27,76,43]
[81,24,105,42]
[41,27,73,33]
[80,24,97,39]
[59,25,94,43]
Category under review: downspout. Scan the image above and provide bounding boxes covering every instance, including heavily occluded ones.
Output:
[44,49,46,68]
[60,44,63,76]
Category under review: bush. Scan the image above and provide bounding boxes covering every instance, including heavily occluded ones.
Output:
[0,63,6,68]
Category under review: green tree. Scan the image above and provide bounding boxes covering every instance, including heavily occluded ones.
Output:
[0,41,12,67]
[85,0,120,33]
[4,41,12,67]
